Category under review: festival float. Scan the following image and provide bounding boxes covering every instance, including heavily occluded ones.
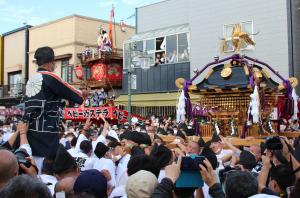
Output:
[64,14,144,124]
[176,24,300,140]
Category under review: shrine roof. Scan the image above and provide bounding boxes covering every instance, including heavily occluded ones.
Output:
[193,62,280,94]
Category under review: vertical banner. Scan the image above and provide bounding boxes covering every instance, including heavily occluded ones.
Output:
[109,5,114,49]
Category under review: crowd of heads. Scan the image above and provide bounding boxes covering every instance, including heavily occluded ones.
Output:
[0,115,300,198]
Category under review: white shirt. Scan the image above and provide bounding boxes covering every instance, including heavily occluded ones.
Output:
[73,152,95,171]
[68,147,78,157]
[75,134,88,152]
[109,185,126,198]
[92,134,106,151]
[59,137,67,147]
[216,149,233,169]
[158,170,166,183]
[116,154,130,187]
[93,157,116,187]
[39,174,57,196]
[2,131,12,142]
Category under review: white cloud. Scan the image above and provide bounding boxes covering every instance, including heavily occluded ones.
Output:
[99,0,116,8]
[0,1,47,27]
[121,0,140,5]
[121,0,162,8]
[0,0,7,6]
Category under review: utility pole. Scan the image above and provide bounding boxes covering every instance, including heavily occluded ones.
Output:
[24,23,29,84]
[127,43,132,125]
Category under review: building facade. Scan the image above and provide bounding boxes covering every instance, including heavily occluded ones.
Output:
[0,15,135,107]
[29,15,135,84]
[118,0,300,116]
[0,25,31,106]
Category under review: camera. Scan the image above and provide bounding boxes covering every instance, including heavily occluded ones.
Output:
[14,148,31,174]
[265,136,283,150]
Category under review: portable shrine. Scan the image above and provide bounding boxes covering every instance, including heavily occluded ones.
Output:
[176,24,299,138]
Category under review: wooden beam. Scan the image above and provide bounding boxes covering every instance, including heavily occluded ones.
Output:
[159,135,265,147]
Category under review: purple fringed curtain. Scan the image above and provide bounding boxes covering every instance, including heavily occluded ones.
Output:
[283,80,294,119]
[183,80,192,117]
[183,80,201,135]
[240,121,248,139]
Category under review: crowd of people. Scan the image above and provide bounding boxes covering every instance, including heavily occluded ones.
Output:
[0,114,300,198]
[0,46,299,198]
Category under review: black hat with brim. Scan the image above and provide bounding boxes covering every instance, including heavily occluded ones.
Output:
[239,150,257,170]
[53,144,77,174]
[94,142,109,159]
[34,46,55,66]
[122,131,151,145]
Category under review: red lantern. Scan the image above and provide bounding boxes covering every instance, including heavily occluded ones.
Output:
[74,65,84,80]
[91,63,105,81]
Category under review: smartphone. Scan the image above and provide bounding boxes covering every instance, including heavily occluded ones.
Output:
[181,156,205,171]
[176,156,205,188]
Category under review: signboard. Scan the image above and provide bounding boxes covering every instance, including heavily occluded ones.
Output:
[64,106,145,123]
[131,74,137,90]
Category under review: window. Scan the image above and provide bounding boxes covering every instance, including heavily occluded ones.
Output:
[223,21,254,52]
[178,33,190,62]
[8,71,22,97]
[156,37,165,51]
[166,35,177,63]
[8,71,21,86]
[145,39,155,66]
[83,65,91,80]
[61,59,73,83]
[132,41,143,67]
[123,32,190,69]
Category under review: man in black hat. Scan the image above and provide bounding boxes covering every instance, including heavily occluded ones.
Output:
[53,144,79,180]
[22,46,89,159]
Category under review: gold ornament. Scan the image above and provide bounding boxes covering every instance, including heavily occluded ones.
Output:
[175,78,185,89]
[220,23,256,53]
[221,67,232,78]
[289,77,298,88]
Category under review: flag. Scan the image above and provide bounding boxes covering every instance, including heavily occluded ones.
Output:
[109,5,114,49]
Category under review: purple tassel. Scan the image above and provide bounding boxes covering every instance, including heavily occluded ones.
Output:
[283,80,294,119]
[193,117,201,136]
[261,89,265,111]
[183,80,192,117]
[240,121,248,139]
[249,75,255,88]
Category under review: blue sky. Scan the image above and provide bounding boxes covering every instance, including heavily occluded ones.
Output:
[0,0,162,34]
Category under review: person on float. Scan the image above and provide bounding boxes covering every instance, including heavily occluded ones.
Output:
[22,46,89,170]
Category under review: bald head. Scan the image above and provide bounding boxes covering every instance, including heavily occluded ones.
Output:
[249,145,261,162]
[0,150,18,188]
[55,177,76,195]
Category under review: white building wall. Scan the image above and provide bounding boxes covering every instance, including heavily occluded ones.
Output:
[137,0,290,84]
